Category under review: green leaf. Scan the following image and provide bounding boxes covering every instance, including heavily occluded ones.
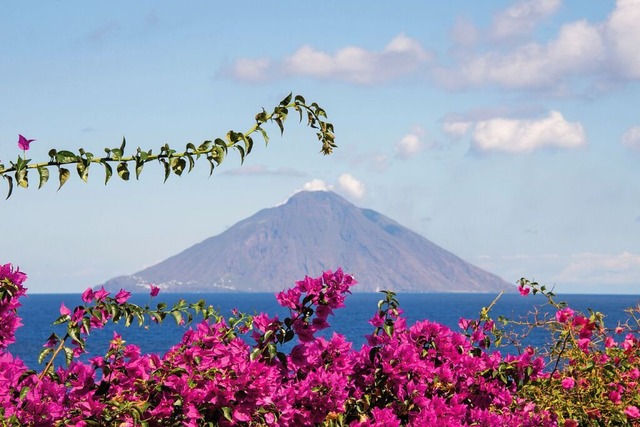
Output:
[198,140,212,151]
[280,92,292,106]
[16,168,28,189]
[221,407,233,422]
[64,346,74,366]
[206,156,215,177]
[53,314,71,325]
[256,126,269,145]
[255,110,268,123]
[56,150,78,163]
[4,175,13,199]
[171,310,183,325]
[82,317,91,335]
[37,166,49,189]
[214,138,228,154]
[117,162,130,181]
[76,162,89,183]
[186,154,195,173]
[120,136,126,153]
[383,322,394,338]
[67,326,83,347]
[275,117,284,135]
[243,134,253,155]
[160,159,170,182]
[102,161,113,185]
[171,158,186,176]
[235,145,246,163]
[111,148,123,161]
[38,347,53,364]
[135,159,144,180]
[58,168,71,191]
[213,146,225,164]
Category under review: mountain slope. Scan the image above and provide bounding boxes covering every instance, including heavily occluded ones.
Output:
[102,191,513,293]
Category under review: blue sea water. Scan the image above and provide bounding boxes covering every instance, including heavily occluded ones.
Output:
[9,292,640,369]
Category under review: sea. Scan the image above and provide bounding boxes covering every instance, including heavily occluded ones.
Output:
[9,292,640,369]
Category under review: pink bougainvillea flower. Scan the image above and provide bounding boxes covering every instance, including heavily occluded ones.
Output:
[81,288,95,303]
[115,289,131,304]
[59,303,71,317]
[18,134,36,151]
[93,287,109,301]
[625,405,640,419]
[609,390,622,404]
[561,377,576,390]
[518,283,530,296]
[555,307,575,323]
[149,284,160,297]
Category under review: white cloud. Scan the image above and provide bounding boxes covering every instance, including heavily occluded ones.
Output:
[441,0,640,90]
[622,126,640,150]
[450,20,604,89]
[228,58,273,83]
[556,252,640,285]
[604,0,640,79]
[297,175,366,200]
[490,0,561,41]
[337,173,365,199]
[442,121,472,138]
[395,127,426,159]
[471,111,586,153]
[303,179,332,192]
[229,34,431,85]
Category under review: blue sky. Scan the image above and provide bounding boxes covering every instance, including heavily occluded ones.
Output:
[2,1,640,294]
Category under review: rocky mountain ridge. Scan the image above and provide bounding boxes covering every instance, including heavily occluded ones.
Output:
[101,191,514,293]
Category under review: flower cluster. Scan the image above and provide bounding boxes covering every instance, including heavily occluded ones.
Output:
[516,279,640,426]
[1,265,640,426]
[0,263,27,349]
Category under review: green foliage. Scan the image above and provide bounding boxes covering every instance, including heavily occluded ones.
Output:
[480,279,640,426]
[0,94,336,199]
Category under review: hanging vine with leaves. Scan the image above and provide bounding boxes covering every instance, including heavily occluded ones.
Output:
[0,94,335,199]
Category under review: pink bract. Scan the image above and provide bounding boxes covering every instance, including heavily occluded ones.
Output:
[17,134,35,151]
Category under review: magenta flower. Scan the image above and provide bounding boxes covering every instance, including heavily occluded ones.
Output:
[18,134,36,151]
[561,377,576,390]
[555,307,575,323]
[59,303,71,317]
[81,288,95,303]
[625,405,640,419]
[115,289,131,304]
[93,287,109,301]
[518,283,530,296]
[609,390,622,404]
[149,284,160,297]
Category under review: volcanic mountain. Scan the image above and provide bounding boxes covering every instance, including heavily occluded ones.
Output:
[101,191,513,293]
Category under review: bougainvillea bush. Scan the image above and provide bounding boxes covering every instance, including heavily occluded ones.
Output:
[1,265,640,426]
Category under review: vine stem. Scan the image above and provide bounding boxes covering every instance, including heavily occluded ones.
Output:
[1,113,257,175]
[0,98,334,177]
[38,336,68,380]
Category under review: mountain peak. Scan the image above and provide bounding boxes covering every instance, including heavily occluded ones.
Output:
[285,190,351,205]
[102,193,514,293]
